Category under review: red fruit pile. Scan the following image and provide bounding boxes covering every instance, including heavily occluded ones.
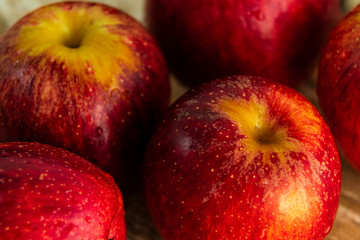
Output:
[2,0,358,239]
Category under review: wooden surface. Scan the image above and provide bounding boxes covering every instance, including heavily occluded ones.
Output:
[1,0,360,239]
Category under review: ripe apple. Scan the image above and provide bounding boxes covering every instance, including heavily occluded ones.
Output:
[0,1,170,188]
[143,76,341,239]
[145,0,341,87]
[0,142,125,239]
[317,4,360,171]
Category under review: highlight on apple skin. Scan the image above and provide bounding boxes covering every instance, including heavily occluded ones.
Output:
[0,1,170,188]
[0,142,125,240]
[143,76,341,240]
[317,4,360,172]
[145,0,341,87]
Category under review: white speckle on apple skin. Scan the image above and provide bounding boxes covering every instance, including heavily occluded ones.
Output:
[0,1,170,189]
[0,141,125,239]
[144,75,341,240]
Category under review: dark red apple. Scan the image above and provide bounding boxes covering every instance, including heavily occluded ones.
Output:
[145,0,341,87]
[0,142,125,239]
[144,76,341,239]
[317,4,360,171]
[0,1,169,188]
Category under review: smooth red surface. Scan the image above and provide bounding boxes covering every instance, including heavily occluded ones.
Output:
[144,76,341,239]
[0,2,169,188]
[0,142,125,239]
[146,0,341,87]
[318,5,360,172]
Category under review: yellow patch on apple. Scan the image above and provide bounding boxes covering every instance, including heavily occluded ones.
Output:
[217,92,323,165]
[15,4,140,89]
[218,95,296,165]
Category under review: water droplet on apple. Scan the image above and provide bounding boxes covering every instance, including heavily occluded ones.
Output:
[340,50,352,60]
[86,66,94,75]
[248,9,265,21]
[110,88,121,97]
[95,127,103,137]
[0,151,11,158]
[85,216,92,223]
[86,115,93,123]
[324,225,331,234]
[212,119,224,129]
[255,12,265,21]
[183,125,189,130]
[98,140,105,147]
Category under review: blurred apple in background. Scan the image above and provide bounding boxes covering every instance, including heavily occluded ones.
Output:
[0,142,125,239]
[144,76,341,239]
[0,1,169,188]
[318,4,360,172]
[145,0,341,87]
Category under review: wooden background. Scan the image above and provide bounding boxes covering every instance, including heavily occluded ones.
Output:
[1,0,360,239]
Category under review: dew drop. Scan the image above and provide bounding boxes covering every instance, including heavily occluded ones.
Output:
[255,11,265,21]
[248,9,265,21]
[0,151,11,158]
[98,140,105,147]
[86,66,94,75]
[86,115,93,123]
[85,216,92,224]
[110,88,121,98]
[324,225,331,234]
[212,119,224,129]
[340,50,352,60]
[95,127,103,137]
[183,125,189,131]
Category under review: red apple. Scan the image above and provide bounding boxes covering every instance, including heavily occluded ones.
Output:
[0,142,125,239]
[0,1,170,188]
[145,0,341,87]
[143,76,341,239]
[317,4,360,171]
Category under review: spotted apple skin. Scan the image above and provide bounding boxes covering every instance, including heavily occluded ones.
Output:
[318,5,360,172]
[0,2,169,187]
[146,0,341,87]
[144,76,341,239]
[0,142,125,240]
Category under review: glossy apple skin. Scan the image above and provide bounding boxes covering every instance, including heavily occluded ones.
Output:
[318,5,360,171]
[146,0,341,87]
[0,142,125,239]
[0,2,169,188]
[144,76,341,239]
